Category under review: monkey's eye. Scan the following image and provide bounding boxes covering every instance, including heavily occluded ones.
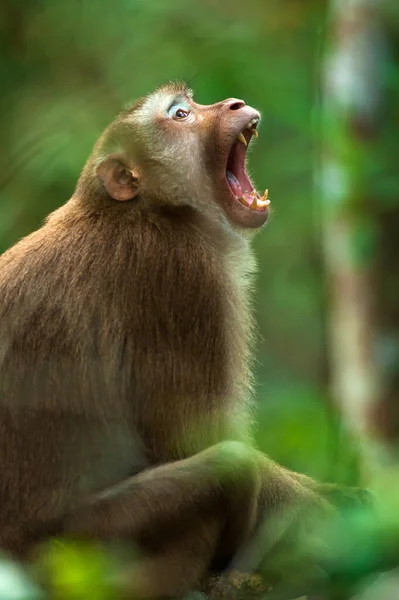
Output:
[175,109,189,119]
[168,105,190,120]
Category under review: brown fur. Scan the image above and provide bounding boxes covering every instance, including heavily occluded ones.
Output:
[0,85,367,598]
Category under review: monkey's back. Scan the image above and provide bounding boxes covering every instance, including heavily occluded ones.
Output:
[0,201,252,552]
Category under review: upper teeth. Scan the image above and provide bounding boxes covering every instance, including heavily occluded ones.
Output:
[236,118,260,145]
[246,117,259,129]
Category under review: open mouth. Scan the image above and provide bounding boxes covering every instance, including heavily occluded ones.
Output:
[225,117,269,213]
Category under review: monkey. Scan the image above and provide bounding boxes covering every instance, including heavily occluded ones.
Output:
[0,83,369,598]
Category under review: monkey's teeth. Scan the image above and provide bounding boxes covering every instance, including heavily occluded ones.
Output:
[257,198,270,209]
[237,133,247,146]
[250,195,258,210]
[252,129,259,139]
[246,117,259,130]
[257,190,270,209]
[237,192,269,211]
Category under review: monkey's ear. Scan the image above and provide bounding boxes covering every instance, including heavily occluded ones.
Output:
[96,154,141,201]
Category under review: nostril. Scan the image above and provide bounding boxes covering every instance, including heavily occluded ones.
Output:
[229,101,245,111]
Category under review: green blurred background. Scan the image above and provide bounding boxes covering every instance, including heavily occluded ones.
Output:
[1,0,399,485]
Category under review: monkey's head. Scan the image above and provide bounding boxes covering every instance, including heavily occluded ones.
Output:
[84,83,269,230]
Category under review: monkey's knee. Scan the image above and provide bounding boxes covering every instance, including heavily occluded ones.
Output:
[208,441,261,555]
[211,440,259,471]
[210,441,261,492]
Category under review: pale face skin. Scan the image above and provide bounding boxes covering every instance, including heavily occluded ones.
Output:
[96,83,270,230]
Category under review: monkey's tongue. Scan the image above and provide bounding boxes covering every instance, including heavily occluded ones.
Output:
[226,170,241,196]
[226,170,254,204]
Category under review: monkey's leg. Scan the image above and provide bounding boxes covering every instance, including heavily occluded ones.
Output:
[61,441,262,597]
[117,516,221,599]
[64,442,326,597]
[65,443,334,556]
[65,441,260,548]
[64,443,333,597]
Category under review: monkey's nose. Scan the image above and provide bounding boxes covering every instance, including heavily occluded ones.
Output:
[224,99,246,111]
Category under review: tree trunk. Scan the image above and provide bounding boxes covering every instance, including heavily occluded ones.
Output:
[319,0,389,473]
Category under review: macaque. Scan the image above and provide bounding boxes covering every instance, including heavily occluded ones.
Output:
[0,83,367,598]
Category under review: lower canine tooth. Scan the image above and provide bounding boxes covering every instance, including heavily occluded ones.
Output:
[258,199,270,208]
[260,189,268,201]
[239,197,248,207]
[250,196,257,210]
[237,133,247,146]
